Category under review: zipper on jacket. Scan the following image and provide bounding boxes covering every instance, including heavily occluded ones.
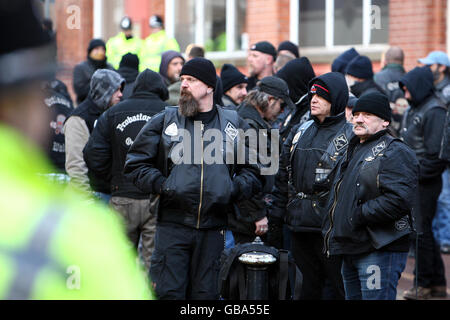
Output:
[323,177,343,258]
[197,124,204,229]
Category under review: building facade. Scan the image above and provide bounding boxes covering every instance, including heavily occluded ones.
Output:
[48,0,449,101]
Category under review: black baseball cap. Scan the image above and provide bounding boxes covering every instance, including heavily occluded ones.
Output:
[257,76,295,110]
[250,41,277,61]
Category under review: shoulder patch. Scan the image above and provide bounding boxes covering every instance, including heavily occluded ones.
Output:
[164,122,178,136]
[333,134,348,152]
[224,122,238,141]
[372,141,386,157]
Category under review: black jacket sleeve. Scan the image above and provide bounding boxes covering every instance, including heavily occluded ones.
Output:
[123,112,166,194]
[420,107,447,181]
[269,123,300,220]
[83,111,112,179]
[356,141,419,227]
[231,117,264,200]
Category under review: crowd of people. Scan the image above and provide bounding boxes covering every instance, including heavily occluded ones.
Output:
[1,6,450,301]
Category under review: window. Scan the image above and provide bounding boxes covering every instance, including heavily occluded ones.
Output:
[298,0,389,48]
[174,0,195,52]
[299,0,326,47]
[334,0,363,45]
[169,0,247,53]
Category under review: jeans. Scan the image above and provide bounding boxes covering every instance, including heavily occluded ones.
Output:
[433,168,450,246]
[341,251,408,300]
[92,191,111,204]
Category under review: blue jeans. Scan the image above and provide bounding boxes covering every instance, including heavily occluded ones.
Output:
[92,191,112,205]
[341,251,408,300]
[433,168,450,246]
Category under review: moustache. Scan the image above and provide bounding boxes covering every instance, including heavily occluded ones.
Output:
[354,124,367,129]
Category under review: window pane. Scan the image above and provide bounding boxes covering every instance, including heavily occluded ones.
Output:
[334,0,363,46]
[370,0,389,44]
[204,0,226,52]
[236,0,247,50]
[299,0,326,47]
[174,0,195,52]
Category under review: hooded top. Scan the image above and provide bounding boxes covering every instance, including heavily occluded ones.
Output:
[158,50,184,85]
[131,68,169,101]
[331,48,359,74]
[276,57,315,104]
[399,66,434,107]
[308,72,349,117]
[88,69,125,110]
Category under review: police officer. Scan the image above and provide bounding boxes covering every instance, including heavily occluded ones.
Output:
[139,15,180,73]
[323,92,419,300]
[124,57,264,299]
[0,0,150,300]
[271,72,351,300]
[106,16,143,70]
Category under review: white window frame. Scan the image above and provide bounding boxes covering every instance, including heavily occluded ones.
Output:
[165,0,247,60]
[291,0,389,57]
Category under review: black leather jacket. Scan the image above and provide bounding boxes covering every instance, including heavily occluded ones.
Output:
[322,131,419,256]
[124,105,263,230]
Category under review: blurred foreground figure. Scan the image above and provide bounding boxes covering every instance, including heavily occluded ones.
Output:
[0,0,151,300]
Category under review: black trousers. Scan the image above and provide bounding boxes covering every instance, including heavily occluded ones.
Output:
[414,178,447,288]
[149,222,224,300]
[291,231,345,300]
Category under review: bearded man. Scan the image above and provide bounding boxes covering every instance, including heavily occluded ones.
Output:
[124,57,264,300]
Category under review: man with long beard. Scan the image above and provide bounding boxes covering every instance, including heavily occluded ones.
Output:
[124,57,264,299]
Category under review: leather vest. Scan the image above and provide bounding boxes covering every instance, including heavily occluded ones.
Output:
[357,134,412,249]
[400,95,445,161]
[158,106,241,177]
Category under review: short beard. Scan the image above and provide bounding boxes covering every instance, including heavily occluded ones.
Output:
[179,90,199,117]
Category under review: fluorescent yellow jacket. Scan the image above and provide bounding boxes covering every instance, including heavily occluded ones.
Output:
[106,32,143,70]
[0,125,153,299]
[139,30,180,72]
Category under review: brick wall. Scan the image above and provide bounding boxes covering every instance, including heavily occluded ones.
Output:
[125,0,165,39]
[55,0,93,104]
[389,0,447,71]
[246,0,290,48]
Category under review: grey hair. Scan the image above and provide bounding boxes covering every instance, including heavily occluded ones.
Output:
[243,87,273,112]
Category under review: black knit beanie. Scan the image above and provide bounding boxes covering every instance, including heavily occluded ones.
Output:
[119,53,139,70]
[220,64,247,92]
[88,38,106,54]
[345,55,374,79]
[180,57,217,90]
[352,92,391,122]
[310,79,332,103]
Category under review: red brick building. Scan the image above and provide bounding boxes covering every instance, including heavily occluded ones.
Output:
[49,0,449,103]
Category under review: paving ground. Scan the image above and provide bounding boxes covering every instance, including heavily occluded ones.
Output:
[396,252,450,300]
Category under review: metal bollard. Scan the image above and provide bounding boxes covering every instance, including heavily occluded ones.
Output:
[238,237,277,300]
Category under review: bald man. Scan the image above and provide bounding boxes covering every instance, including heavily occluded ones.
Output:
[374,46,407,135]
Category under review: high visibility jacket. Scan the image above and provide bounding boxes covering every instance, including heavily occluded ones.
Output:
[139,30,180,73]
[106,32,143,70]
[0,125,153,299]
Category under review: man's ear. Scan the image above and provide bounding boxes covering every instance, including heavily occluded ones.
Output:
[207,87,213,94]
